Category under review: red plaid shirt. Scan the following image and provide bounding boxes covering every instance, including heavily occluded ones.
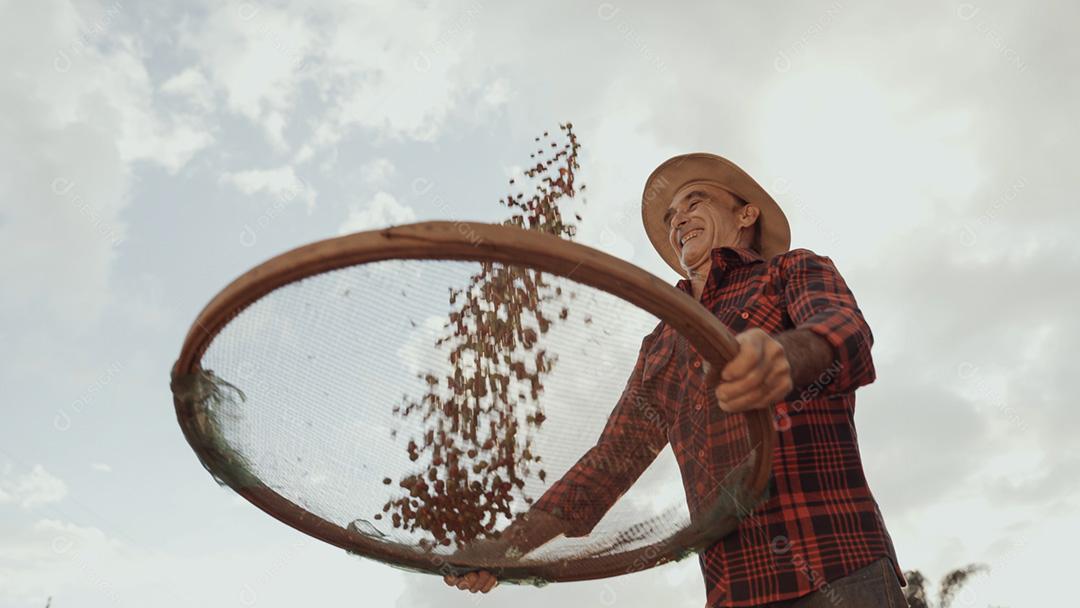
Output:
[533,246,901,606]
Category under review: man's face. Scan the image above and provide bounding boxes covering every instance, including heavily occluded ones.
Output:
[664,182,747,271]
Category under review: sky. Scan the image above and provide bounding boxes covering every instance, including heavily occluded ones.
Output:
[1,0,1077,606]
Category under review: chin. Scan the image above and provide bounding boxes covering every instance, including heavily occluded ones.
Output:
[679,248,704,269]
[683,242,706,258]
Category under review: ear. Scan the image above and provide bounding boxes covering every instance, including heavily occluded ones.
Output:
[739,205,760,228]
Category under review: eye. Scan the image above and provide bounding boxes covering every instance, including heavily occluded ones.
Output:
[689,201,700,210]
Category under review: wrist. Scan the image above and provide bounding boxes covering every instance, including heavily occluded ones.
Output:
[775,328,834,391]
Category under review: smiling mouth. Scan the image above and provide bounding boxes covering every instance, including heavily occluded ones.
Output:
[679,229,704,248]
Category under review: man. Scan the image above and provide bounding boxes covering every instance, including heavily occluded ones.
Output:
[446,153,905,607]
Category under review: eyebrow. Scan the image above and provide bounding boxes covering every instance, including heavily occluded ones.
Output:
[663,190,710,225]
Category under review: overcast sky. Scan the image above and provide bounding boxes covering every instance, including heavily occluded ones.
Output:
[1,0,1077,606]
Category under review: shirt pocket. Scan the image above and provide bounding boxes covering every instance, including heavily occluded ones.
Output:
[711,298,786,334]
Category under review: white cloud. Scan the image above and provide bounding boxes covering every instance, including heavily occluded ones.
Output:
[277,0,490,157]
[220,165,317,213]
[0,518,128,607]
[481,78,512,107]
[754,66,983,258]
[0,465,68,509]
[161,66,215,113]
[167,1,502,164]
[360,158,396,186]
[338,191,416,234]
[0,517,406,608]
[292,143,316,165]
[90,463,112,473]
[0,0,211,330]
[309,2,477,143]
[179,2,314,151]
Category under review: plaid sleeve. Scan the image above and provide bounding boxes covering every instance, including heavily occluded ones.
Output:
[531,325,670,537]
[780,248,876,396]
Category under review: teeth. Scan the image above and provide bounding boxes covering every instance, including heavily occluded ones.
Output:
[680,230,703,246]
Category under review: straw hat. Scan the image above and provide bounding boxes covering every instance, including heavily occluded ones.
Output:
[641,153,791,277]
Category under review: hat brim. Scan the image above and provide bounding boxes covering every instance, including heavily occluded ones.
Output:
[641,153,791,278]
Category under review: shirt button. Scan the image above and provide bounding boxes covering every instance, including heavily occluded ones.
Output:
[698,449,706,458]
[693,360,701,369]
[695,481,706,496]
[695,401,703,411]
[740,311,749,319]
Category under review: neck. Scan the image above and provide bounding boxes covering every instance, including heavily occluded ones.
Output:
[686,259,711,300]
[681,230,753,299]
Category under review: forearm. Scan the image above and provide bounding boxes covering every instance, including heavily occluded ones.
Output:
[500,507,569,554]
[775,327,836,392]
[528,436,662,538]
[780,249,877,395]
[515,325,668,544]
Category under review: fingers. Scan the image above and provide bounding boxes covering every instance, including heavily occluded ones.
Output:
[716,353,769,400]
[713,330,791,412]
[718,331,766,383]
[453,572,473,591]
[468,571,496,593]
[445,571,498,594]
[718,364,793,412]
[468,572,489,593]
[444,574,462,587]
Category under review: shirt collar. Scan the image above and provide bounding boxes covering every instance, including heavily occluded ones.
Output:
[675,246,764,295]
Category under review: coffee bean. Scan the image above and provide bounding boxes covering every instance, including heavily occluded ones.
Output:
[379,124,587,549]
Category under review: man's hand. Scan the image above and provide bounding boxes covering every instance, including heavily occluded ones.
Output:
[444,570,499,594]
[443,536,511,594]
[706,328,793,413]
[443,509,568,595]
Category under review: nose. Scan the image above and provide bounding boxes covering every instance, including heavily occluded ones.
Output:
[671,210,690,228]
